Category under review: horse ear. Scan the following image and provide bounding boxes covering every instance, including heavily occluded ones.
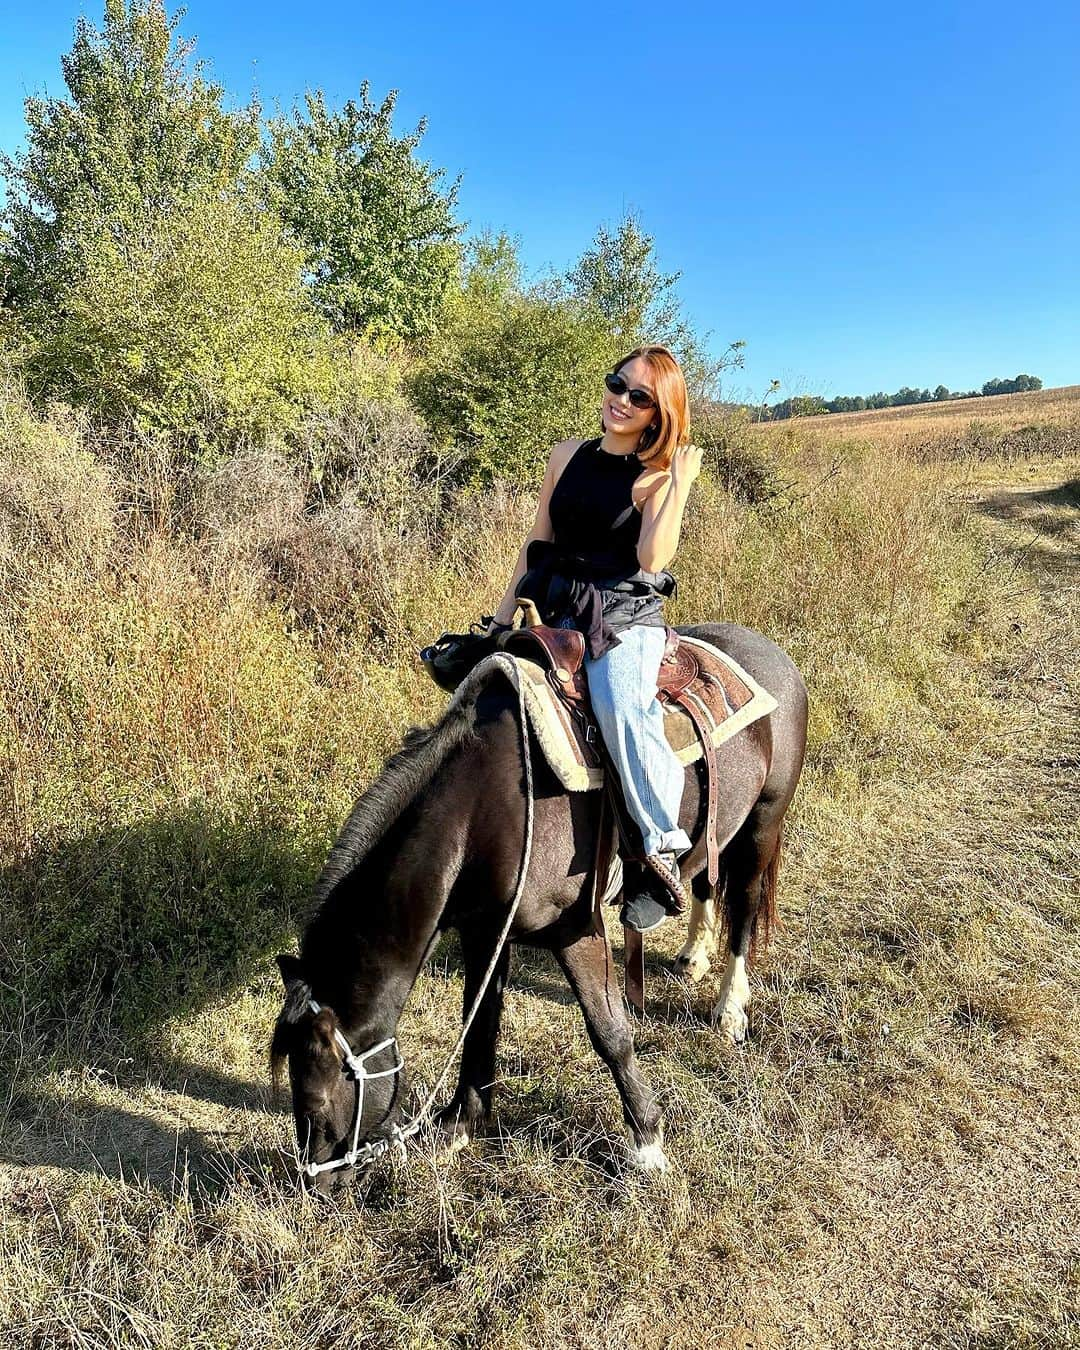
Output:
[311,1008,343,1060]
[276,953,307,991]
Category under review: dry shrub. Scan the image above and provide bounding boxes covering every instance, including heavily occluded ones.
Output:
[192,450,306,545]
[259,504,375,641]
[293,397,458,521]
[0,384,117,578]
[196,400,471,650]
[907,419,1080,464]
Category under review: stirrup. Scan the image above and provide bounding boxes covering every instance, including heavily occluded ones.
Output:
[620,889,669,934]
[638,852,688,916]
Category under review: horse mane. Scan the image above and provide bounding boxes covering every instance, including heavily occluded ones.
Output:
[308,677,489,914]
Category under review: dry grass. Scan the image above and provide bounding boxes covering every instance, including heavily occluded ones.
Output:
[0,380,1077,1348]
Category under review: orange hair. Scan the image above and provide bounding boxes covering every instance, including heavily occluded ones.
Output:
[604,344,690,472]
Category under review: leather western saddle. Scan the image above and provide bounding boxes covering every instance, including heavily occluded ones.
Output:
[499,599,727,904]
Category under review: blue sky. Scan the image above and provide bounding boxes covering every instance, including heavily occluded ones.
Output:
[4,0,1078,401]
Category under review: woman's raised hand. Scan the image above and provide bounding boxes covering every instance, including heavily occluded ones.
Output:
[670,442,703,488]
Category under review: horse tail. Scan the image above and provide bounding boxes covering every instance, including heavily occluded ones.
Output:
[750,824,784,964]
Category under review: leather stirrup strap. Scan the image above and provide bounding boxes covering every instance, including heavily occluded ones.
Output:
[589,790,644,1012]
[623,924,645,1013]
[591,790,614,929]
[672,691,721,886]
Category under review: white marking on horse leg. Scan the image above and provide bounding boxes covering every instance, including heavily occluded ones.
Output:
[675,896,718,983]
[711,953,750,1044]
[438,1128,472,1159]
[625,1126,670,1172]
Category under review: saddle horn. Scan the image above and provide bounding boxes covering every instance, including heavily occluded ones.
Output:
[515,597,543,628]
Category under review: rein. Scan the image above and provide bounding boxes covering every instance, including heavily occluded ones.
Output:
[301,661,536,1179]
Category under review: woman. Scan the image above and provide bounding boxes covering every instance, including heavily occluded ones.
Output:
[487,344,703,933]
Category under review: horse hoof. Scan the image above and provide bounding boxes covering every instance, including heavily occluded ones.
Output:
[433,1103,476,1154]
[433,1117,473,1157]
[629,1140,670,1172]
[673,949,710,984]
[441,1130,472,1157]
[715,1005,749,1045]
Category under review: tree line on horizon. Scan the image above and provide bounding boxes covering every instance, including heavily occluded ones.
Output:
[758,373,1042,421]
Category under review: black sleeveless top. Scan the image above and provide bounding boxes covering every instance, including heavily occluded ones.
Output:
[548,437,643,571]
[514,437,676,659]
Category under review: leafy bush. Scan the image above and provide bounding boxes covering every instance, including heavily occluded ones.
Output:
[261,86,463,340]
[693,402,787,503]
[18,189,333,449]
[406,237,618,485]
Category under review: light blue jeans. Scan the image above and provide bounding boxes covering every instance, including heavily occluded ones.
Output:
[583,623,694,858]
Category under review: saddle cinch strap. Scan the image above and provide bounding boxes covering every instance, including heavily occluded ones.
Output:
[499,603,721,887]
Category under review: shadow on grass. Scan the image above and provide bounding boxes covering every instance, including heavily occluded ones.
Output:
[1,1074,292,1196]
[0,801,323,1190]
[0,803,320,1051]
[974,478,1079,569]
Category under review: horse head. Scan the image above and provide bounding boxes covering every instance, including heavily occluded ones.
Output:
[270,954,406,1194]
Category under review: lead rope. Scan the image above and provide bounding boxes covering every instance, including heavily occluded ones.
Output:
[302,660,534,1177]
[395,660,535,1142]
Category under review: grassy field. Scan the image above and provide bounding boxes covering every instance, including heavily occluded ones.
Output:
[1,384,1077,1348]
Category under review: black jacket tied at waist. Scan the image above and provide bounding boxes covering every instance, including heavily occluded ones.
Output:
[514,538,677,660]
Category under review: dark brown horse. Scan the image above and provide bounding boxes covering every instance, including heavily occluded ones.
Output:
[271,622,807,1192]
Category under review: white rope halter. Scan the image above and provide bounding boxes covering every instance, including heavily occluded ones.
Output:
[298,657,535,1181]
[300,1000,406,1178]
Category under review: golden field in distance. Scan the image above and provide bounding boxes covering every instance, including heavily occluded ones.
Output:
[754,381,1080,459]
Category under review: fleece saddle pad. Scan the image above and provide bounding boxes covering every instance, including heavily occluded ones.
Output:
[454,636,778,793]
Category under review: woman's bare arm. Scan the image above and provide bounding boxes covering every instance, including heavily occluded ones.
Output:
[488,440,579,628]
[634,443,703,573]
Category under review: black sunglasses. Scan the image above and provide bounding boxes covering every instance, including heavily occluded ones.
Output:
[604,371,656,410]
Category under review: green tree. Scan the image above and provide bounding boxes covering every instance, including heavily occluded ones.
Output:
[790,394,828,417]
[261,86,463,340]
[983,374,1042,396]
[407,233,616,485]
[563,210,742,399]
[564,212,681,345]
[0,0,258,310]
[0,0,334,445]
[24,191,332,445]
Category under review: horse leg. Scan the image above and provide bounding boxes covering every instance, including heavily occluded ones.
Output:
[711,814,783,1045]
[674,871,721,983]
[435,927,511,1149]
[555,927,667,1170]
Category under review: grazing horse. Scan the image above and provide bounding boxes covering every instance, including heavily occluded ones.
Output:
[271,622,807,1192]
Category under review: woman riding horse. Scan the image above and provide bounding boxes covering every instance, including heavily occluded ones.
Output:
[486,344,703,934]
[271,346,808,1187]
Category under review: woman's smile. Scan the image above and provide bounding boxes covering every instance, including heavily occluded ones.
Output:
[607,402,635,422]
